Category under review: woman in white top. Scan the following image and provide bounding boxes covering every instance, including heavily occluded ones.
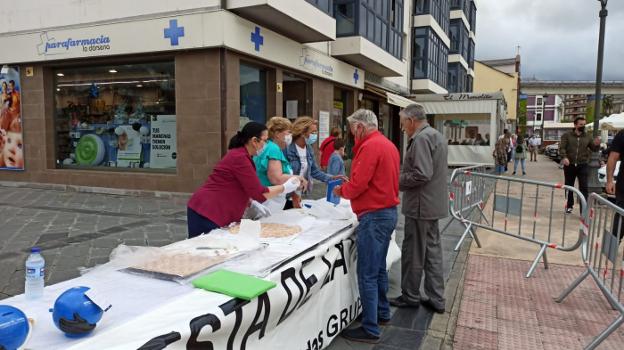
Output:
[284,117,346,208]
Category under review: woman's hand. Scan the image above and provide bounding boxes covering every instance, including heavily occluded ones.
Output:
[331,175,349,183]
[297,176,308,190]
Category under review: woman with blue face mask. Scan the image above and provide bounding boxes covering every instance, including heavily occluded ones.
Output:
[284,116,348,209]
[254,117,307,212]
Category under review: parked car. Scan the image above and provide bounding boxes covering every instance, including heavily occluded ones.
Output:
[545,143,560,162]
[598,161,620,189]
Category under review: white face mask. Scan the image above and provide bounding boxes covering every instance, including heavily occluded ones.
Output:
[284,134,293,146]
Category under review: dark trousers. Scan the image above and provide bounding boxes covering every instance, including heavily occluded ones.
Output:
[187,207,219,238]
[563,163,588,210]
[611,197,624,244]
[401,217,445,308]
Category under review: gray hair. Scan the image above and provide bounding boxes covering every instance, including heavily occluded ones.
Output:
[347,109,378,129]
[401,103,426,121]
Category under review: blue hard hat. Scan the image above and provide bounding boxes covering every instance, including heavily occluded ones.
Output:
[0,305,30,350]
[50,286,104,338]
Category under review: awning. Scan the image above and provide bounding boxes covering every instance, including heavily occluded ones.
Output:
[387,92,418,108]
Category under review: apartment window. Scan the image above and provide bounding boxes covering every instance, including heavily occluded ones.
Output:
[414,0,450,34]
[469,0,477,32]
[450,0,469,17]
[306,0,333,15]
[536,96,543,106]
[335,1,356,36]
[412,27,448,88]
[468,39,475,68]
[335,1,404,59]
[536,112,543,122]
[447,62,467,92]
[413,33,426,78]
[449,19,469,61]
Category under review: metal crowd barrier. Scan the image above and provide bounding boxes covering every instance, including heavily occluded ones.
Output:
[556,193,624,350]
[441,165,491,248]
[449,170,587,278]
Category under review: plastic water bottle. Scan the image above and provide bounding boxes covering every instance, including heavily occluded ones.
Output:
[25,247,45,299]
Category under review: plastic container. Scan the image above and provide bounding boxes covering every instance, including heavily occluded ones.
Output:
[25,247,45,299]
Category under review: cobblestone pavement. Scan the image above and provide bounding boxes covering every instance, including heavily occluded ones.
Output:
[454,254,624,350]
[0,176,466,350]
[0,188,189,299]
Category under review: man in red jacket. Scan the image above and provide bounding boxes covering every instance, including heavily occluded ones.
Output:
[333,109,400,343]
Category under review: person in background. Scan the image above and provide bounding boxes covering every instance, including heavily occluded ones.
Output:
[187,122,301,238]
[327,138,346,176]
[320,126,342,171]
[528,135,539,162]
[508,132,516,171]
[484,133,490,146]
[284,117,345,208]
[333,109,399,343]
[254,117,307,212]
[474,133,485,146]
[513,135,527,176]
[606,129,624,243]
[560,117,601,214]
[390,103,448,315]
[493,137,508,175]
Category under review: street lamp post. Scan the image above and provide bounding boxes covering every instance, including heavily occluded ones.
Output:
[587,0,608,195]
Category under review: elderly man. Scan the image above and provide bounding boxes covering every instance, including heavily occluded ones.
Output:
[390,103,448,314]
[333,109,400,343]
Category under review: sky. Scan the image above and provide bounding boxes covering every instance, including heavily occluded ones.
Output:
[475,0,624,81]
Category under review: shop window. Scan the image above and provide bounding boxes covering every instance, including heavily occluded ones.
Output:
[282,72,310,119]
[54,61,176,171]
[240,63,268,125]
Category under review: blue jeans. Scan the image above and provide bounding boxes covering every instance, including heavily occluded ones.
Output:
[356,207,398,337]
[513,158,526,174]
[495,164,506,175]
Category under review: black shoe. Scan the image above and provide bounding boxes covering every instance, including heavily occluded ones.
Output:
[512,172,516,175]
[389,295,419,308]
[565,207,573,214]
[341,327,380,344]
[421,299,445,314]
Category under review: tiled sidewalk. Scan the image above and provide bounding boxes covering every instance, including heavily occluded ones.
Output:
[454,255,624,350]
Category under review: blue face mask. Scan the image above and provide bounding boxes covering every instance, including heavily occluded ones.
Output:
[306,133,318,145]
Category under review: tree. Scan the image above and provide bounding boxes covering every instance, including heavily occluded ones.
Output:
[518,99,527,135]
[603,95,614,116]
[586,103,595,123]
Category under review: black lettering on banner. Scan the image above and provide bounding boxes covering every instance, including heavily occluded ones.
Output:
[186,314,221,350]
[297,257,318,310]
[330,242,348,280]
[320,255,333,288]
[326,314,339,337]
[347,238,357,265]
[220,298,250,350]
[138,331,181,350]
[318,330,324,349]
[277,267,305,325]
[339,308,349,330]
[240,293,271,350]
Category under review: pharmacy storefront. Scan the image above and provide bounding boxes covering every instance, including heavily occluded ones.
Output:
[0,10,364,192]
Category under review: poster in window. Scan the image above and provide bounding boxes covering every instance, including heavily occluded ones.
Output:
[150,115,177,169]
[115,125,142,167]
[0,66,24,170]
